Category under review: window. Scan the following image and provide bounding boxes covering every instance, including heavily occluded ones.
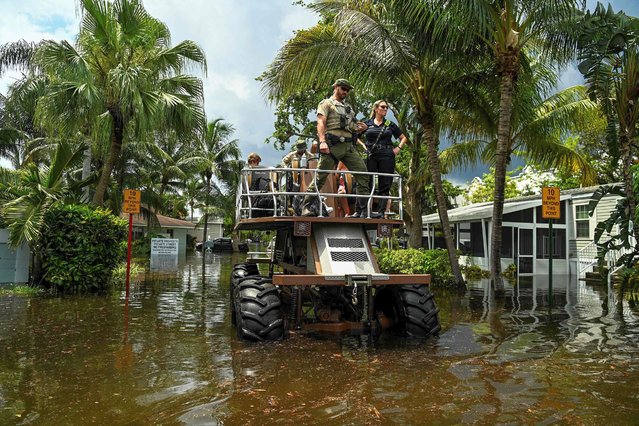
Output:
[501,226,513,258]
[458,223,471,254]
[536,228,566,259]
[470,222,485,257]
[575,205,590,238]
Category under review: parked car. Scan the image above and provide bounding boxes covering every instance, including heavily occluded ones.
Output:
[195,238,248,252]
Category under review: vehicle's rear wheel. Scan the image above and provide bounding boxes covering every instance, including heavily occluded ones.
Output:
[234,277,285,341]
[230,263,260,325]
[374,284,441,339]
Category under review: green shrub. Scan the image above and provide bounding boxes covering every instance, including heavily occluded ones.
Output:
[132,232,165,257]
[618,265,639,293]
[502,263,517,281]
[375,248,455,287]
[40,204,127,292]
[461,264,490,281]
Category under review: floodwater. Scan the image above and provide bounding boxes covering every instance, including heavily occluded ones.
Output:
[1,253,639,425]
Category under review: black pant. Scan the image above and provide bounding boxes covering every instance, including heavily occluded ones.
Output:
[367,150,395,212]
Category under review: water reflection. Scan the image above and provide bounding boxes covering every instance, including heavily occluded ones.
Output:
[1,254,638,424]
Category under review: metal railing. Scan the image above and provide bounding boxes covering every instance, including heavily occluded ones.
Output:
[577,240,602,275]
[236,166,403,221]
[577,235,635,277]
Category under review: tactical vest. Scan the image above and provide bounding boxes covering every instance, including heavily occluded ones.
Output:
[324,99,357,136]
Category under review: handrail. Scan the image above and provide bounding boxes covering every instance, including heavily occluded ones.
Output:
[577,240,600,275]
[236,166,403,221]
[577,235,635,278]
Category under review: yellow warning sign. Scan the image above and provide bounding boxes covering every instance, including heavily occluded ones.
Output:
[123,189,141,214]
[541,187,560,219]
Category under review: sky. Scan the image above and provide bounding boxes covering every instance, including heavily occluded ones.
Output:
[1,0,638,186]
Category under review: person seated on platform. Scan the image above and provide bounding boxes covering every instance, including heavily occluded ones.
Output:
[281,139,314,169]
[246,152,274,217]
[280,139,315,215]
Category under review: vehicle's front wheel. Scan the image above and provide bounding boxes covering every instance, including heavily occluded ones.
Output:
[234,277,285,341]
[230,263,260,325]
[374,284,441,339]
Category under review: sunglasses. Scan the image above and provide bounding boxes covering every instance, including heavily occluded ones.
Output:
[339,86,350,92]
[379,105,388,109]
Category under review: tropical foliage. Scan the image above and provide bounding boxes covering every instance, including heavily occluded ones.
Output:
[578,2,639,250]
[0,0,242,286]
[39,204,127,291]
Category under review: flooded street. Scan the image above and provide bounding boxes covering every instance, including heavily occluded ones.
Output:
[1,253,639,424]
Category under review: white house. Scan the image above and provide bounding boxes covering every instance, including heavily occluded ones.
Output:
[422,185,623,276]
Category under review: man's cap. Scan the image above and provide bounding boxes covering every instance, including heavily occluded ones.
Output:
[333,78,353,89]
[295,140,307,149]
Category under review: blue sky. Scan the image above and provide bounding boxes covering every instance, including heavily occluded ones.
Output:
[1,0,638,185]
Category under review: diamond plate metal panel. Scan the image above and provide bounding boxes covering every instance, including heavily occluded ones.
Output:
[313,224,376,275]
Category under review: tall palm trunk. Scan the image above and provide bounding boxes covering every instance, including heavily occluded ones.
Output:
[491,67,517,289]
[201,175,211,275]
[404,142,425,248]
[82,146,92,202]
[93,110,124,205]
[419,110,464,286]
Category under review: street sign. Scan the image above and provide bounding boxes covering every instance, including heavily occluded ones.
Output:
[150,238,179,271]
[123,189,141,214]
[542,187,560,219]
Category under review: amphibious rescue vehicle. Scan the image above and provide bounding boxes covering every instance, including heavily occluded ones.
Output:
[230,164,440,341]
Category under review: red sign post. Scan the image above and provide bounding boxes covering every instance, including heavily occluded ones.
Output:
[123,190,141,298]
[542,187,560,311]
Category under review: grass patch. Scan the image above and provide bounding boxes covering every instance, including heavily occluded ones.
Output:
[0,284,44,297]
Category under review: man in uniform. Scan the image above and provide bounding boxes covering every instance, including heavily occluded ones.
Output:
[280,139,314,169]
[301,79,380,218]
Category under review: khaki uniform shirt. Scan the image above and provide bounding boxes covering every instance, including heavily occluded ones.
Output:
[281,151,313,168]
[317,97,358,138]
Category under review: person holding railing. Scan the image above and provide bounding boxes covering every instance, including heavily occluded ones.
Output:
[361,100,408,217]
[301,79,378,218]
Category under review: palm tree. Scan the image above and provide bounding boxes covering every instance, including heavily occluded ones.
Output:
[577,4,639,248]
[182,178,204,221]
[421,0,583,285]
[191,118,241,263]
[30,0,206,206]
[261,0,469,286]
[441,81,598,188]
[129,131,199,208]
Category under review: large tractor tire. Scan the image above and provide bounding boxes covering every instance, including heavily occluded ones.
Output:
[234,277,285,341]
[375,284,441,339]
[230,263,260,325]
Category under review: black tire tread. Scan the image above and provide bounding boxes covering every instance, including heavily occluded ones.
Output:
[234,278,284,341]
[230,263,260,326]
[397,284,441,339]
